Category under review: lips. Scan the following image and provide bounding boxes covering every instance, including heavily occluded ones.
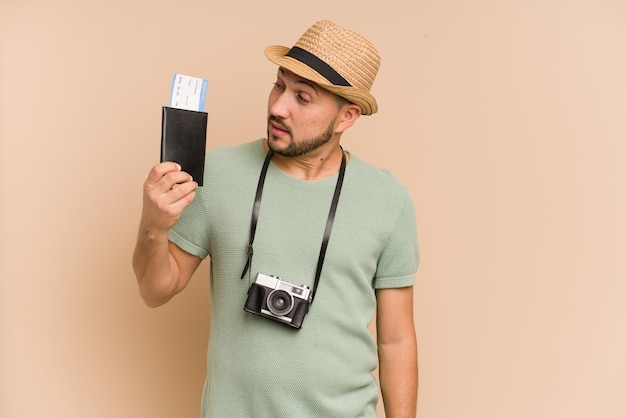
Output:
[268,118,291,136]
[271,123,288,135]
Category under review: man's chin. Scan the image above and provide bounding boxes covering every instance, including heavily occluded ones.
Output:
[267,135,289,152]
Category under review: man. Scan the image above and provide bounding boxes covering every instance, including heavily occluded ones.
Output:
[133,20,419,417]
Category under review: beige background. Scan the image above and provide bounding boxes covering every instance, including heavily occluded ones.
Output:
[2,0,625,417]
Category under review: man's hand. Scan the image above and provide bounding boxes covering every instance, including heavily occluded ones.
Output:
[140,162,198,234]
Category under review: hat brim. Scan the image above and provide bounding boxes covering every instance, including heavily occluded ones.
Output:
[265,45,378,115]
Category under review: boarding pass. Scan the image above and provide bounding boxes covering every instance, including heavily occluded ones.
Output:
[169,73,208,112]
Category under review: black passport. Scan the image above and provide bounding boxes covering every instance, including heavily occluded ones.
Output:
[160,106,207,186]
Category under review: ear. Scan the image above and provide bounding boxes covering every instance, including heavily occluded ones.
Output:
[335,104,361,134]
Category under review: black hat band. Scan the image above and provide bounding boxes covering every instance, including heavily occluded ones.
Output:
[285,46,352,87]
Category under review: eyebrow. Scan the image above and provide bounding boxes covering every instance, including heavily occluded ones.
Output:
[278,67,320,93]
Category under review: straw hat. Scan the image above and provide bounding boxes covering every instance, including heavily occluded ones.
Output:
[265,20,381,115]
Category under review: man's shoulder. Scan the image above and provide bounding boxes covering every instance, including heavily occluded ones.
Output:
[348,154,410,195]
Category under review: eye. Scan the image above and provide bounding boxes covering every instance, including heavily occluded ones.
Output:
[297,94,311,104]
[273,81,285,91]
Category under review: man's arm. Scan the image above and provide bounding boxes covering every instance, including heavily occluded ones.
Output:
[376,286,418,418]
[132,162,201,307]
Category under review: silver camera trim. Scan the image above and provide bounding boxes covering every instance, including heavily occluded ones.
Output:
[255,273,312,300]
[255,273,311,323]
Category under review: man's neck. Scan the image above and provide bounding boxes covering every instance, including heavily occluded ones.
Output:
[264,140,348,181]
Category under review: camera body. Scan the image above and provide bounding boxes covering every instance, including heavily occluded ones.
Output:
[244,273,312,329]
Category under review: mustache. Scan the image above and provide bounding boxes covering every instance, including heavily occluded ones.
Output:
[267,116,292,134]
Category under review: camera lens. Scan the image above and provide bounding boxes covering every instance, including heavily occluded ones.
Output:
[267,290,293,316]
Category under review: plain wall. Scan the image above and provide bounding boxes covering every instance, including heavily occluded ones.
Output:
[2,0,625,417]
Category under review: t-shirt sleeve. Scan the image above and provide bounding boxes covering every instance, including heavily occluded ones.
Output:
[373,190,420,289]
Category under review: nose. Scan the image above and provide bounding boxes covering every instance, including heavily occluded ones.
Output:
[268,89,289,119]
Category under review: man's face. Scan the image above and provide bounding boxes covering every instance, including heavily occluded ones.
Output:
[267,68,342,157]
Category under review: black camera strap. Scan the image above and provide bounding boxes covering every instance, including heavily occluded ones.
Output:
[240,147,347,305]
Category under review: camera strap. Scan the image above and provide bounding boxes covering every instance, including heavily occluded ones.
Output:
[240,147,347,306]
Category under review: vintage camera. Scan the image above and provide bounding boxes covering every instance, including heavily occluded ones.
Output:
[244,273,312,329]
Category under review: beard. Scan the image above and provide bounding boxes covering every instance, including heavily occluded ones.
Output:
[267,115,336,157]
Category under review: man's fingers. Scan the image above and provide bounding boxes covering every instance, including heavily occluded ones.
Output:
[149,177,198,210]
[145,162,196,193]
[143,162,198,211]
[147,162,181,183]
[167,180,198,202]
[139,163,198,233]
[157,170,194,192]
[148,161,196,189]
